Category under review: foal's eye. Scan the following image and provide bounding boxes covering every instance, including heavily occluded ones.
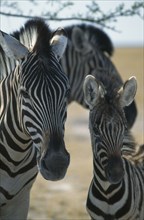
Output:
[93,126,99,134]
[93,126,102,142]
[97,135,101,141]
[124,125,128,132]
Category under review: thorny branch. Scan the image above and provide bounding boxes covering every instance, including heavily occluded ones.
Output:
[0,0,143,31]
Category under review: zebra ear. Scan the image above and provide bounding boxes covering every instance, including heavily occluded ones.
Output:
[72,27,91,53]
[83,75,104,109]
[118,76,137,107]
[50,27,67,60]
[0,30,29,60]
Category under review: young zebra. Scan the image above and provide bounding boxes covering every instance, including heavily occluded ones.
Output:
[0,18,70,219]
[83,74,144,220]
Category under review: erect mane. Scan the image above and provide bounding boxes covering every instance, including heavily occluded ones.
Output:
[65,23,114,56]
[12,18,52,55]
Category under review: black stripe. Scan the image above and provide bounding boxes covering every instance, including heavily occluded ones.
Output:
[0,143,31,166]
[0,172,37,205]
[116,161,132,218]
[0,187,13,200]
[0,151,37,177]
[87,197,105,217]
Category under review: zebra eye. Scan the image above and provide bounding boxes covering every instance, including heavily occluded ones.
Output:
[93,126,101,142]
[20,89,29,99]
[125,125,128,132]
[93,126,99,134]
[96,135,101,143]
[66,88,70,98]
[18,87,29,98]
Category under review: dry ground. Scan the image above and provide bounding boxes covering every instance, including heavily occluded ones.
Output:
[28,48,144,220]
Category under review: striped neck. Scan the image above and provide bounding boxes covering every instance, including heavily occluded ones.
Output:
[1,67,32,149]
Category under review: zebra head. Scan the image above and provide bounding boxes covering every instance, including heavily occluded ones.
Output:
[83,75,137,184]
[61,25,113,105]
[0,19,70,181]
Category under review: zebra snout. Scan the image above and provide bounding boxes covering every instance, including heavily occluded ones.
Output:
[105,156,124,184]
[40,150,70,181]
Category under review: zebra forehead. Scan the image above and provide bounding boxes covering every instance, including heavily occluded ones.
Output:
[90,102,125,125]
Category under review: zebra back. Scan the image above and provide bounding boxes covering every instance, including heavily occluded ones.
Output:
[64,23,114,56]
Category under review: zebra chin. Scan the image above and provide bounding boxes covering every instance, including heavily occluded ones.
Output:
[38,150,70,181]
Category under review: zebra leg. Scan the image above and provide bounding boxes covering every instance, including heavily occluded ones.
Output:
[1,189,30,220]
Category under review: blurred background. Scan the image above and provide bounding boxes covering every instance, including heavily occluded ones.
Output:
[0,1,143,219]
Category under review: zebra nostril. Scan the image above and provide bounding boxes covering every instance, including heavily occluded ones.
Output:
[40,151,70,180]
[106,165,124,184]
[105,156,124,184]
[107,169,112,178]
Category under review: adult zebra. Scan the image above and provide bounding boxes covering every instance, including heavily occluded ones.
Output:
[0,18,70,219]
[0,23,137,129]
[83,74,144,220]
[60,24,137,129]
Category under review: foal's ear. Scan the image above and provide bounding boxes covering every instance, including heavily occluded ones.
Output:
[0,30,29,60]
[50,27,67,60]
[83,75,105,109]
[118,76,137,107]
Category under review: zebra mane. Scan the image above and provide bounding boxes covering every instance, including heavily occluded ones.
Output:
[12,18,52,56]
[64,23,114,56]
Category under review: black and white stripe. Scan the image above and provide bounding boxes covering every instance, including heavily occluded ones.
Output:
[0,23,137,129]
[60,24,137,129]
[83,75,144,220]
[0,18,70,219]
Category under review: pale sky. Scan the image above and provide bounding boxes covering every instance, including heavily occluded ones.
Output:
[0,0,143,47]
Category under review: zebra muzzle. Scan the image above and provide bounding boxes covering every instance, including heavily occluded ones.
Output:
[105,156,124,184]
[39,149,70,181]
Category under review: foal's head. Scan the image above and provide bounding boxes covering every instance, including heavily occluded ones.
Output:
[83,75,137,184]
